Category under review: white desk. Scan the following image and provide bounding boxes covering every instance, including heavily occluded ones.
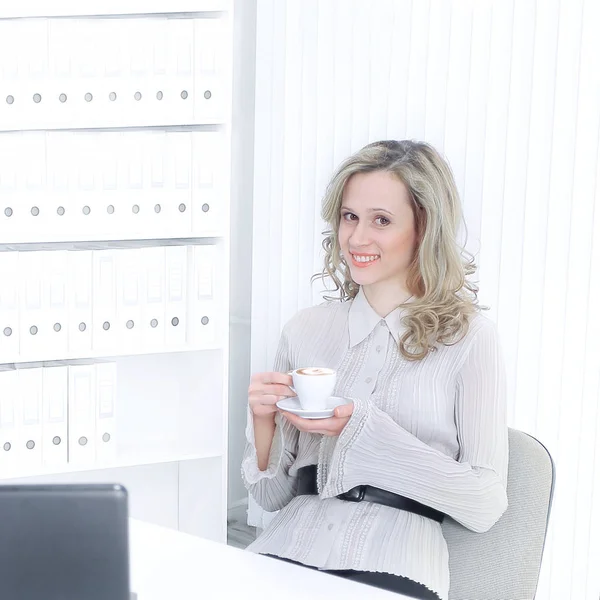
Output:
[129,519,409,599]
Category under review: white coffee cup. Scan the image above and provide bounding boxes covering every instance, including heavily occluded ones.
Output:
[290,367,337,411]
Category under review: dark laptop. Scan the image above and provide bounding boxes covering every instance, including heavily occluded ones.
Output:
[0,483,133,600]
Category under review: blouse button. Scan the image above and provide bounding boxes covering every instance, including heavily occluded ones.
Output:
[365,377,373,384]
[376,345,383,353]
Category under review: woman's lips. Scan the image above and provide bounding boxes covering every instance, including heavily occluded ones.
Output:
[350,253,380,268]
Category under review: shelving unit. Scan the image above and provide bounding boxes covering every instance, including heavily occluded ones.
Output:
[0,4,232,543]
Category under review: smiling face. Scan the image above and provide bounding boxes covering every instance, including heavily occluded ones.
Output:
[338,170,419,297]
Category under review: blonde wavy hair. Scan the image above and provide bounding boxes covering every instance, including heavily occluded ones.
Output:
[312,140,484,361]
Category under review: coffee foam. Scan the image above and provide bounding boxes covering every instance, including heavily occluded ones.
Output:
[296,367,334,376]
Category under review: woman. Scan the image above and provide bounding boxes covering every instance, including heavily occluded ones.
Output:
[241,140,508,600]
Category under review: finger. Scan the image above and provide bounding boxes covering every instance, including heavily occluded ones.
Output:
[249,383,296,398]
[259,372,294,386]
[279,412,331,434]
[283,414,336,434]
[310,417,342,432]
[252,405,278,417]
[249,383,294,397]
[265,383,296,397]
[306,423,345,435]
[318,418,350,436]
[249,394,280,405]
[334,403,354,419]
[279,411,310,431]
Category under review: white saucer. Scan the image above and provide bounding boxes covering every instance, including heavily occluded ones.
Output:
[276,396,350,419]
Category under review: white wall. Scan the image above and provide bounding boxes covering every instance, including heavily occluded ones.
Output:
[246,1,600,599]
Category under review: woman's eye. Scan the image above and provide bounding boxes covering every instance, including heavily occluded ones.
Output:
[375,216,390,226]
[342,212,357,221]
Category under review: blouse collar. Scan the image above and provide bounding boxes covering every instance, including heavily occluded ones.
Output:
[348,287,414,348]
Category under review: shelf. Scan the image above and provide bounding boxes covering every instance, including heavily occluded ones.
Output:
[0,232,225,249]
[0,120,228,135]
[0,4,232,540]
[0,237,223,251]
[0,450,222,482]
[0,342,222,368]
[0,1,229,19]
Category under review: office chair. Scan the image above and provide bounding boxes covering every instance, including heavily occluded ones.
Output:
[443,428,555,600]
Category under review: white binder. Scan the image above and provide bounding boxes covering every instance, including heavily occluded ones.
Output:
[92,133,118,238]
[103,132,126,239]
[151,19,168,124]
[92,250,118,352]
[18,252,46,359]
[75,133,100,238]
[115,248,142,353]
[41,365,68,468]
[17,367,44,471]
[146,131,167,237]
[0,369,19,476]
[194,18,225,124]
[46,132,73,241]
[95,361,117,465]
[21,133,47,240]
[189,244,217,348]
[140,246,166,350]
[42,251,69,358]
[0,135,19,243]
[127,20,153,124]
[67,251,93,355]
[167,19,194,123]
[166,132,192,237]
[18,21,49,131]
[46,20,74,130]
[67,364,96,466]
[127,133,146,237]
[0,252,20,363]
[93,21,125,128]
[68,20,98,128]
[191,131,224,236]
[165,245,188,348]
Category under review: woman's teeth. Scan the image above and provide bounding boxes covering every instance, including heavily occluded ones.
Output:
[351,254,380,263]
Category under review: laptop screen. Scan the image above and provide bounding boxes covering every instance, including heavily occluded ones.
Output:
[0,484,130,600]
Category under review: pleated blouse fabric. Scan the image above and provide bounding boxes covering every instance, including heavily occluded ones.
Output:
[242,287,509,600]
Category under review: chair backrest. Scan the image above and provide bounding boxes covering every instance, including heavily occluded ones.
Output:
[442,428,555,600]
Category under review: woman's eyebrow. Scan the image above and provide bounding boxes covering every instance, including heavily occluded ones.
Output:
[341,206,394,216]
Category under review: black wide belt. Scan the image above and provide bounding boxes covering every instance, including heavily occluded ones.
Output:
[297,465,444,523]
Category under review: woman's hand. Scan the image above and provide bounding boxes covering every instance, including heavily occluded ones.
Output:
[248,371,296,419]
[280,402,354,436]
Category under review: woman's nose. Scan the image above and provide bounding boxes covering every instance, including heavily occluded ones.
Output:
[349,222,371,247]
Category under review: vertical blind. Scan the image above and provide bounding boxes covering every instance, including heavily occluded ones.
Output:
[249,1,600,598]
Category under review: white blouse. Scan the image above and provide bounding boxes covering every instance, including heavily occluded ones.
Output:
[241,287,508,600]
